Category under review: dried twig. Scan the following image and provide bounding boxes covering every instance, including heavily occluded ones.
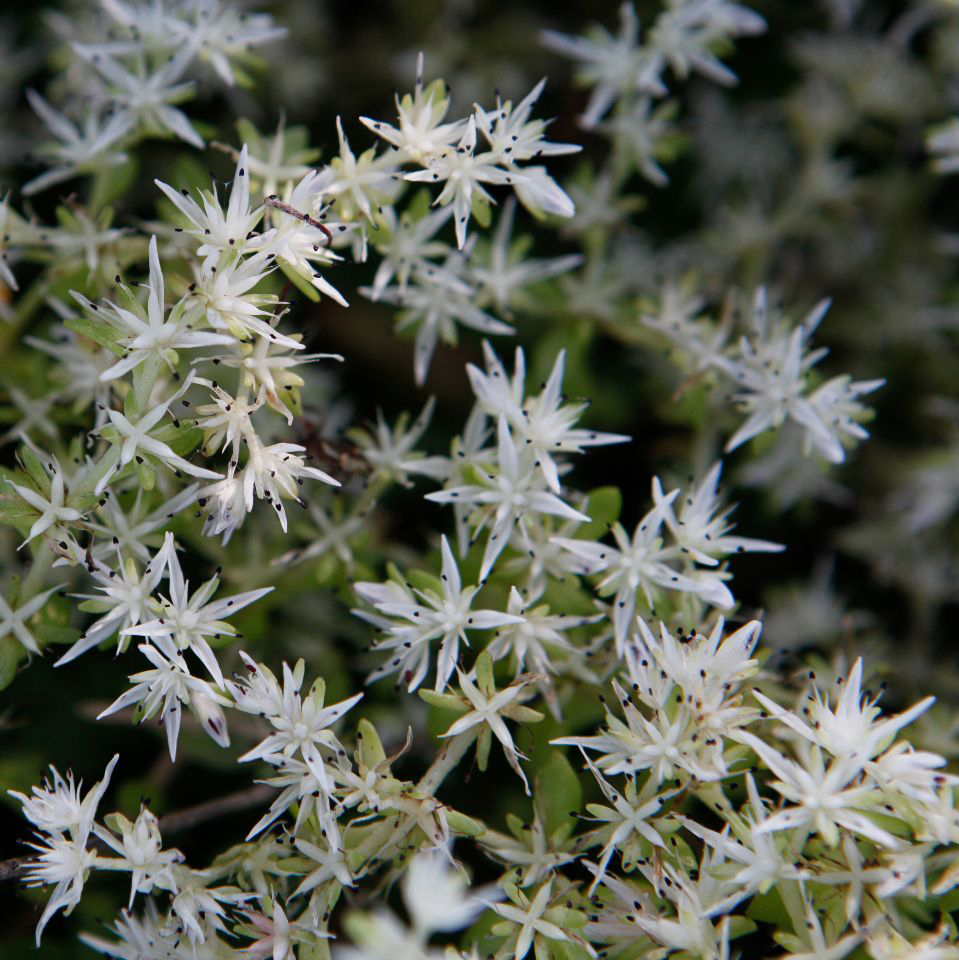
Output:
[264,195,333,246]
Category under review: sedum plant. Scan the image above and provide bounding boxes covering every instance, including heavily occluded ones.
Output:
[2,2,959,960]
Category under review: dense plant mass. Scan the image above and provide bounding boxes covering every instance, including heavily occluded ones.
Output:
[3,1,959,958]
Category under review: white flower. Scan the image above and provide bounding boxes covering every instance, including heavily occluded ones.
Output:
[194,383,263,462]
[7,452,85,549]
[628,850,742,956]
[74,47,203,148]
[11,754,119,944]
[541,4,656,128]
[350,397,449,487]
[121,533,273,687]
[42,204,127,274]
[242,435,340,533]
[0,385,58,446]
[55,537,172,666]
[94,373,223,494]
[772,886,863,960]
[79,902,181,960]
[641,279,728,373]
[190,253,294,348]
[25,324,114,418]
[0,584,61,654]
[23,91,131,196]
[94,806,182,907]
[210,336,343,424]
[402,848,486,937]
[272,501,365,571]
[167,0,286,86]
[11,754,118,841]
[244,754,337,839]
[486,586,600,714]
[654,461,783,566]
[581,756,667,893]
[751,657,936,763]
[98,639,231,760]
[718,289,883,463]
[427,415,591,580]
[644,0,765,90]
[322,116,402,225]
[353,535,522,692]
[155,146,265,270]
[631,617,762,735]
[441,666,538,793]
[466,342,629,493]
[235,659,362,786]
[22,835,99,944]
[469,199,583,316]
[735,733,901,849]
[169,879,252,944]
[83,484,198,565]
[556,682,716,786]
[599,96,677,187]
[293,836,354,895]
[676,772,802,908]
[552,492,713,656]
[368,204,453,301]
[364,257,513,386]
[473,79,581,164]
[261,168,350,304]
[73,236,232,382]
[406,116,520,250]
[489,880,571,960]
[199,471,249,543]
[360,52,467,163]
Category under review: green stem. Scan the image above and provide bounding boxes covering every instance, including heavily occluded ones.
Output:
[348,474,391,519]
[0,274,52,354]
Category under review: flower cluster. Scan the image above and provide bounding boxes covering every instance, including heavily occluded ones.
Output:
[644,286,884,465]
[3,1,959,959]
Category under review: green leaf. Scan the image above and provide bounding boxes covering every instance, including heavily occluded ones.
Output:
[135,458,156,492]
[727,916,758,940]
[0,496,38,524]
[472,194,492,229]
[447,809,485,837]
[940,889,959,913]
[0,637,20,690]
[418,689,464,711]
[476,726,491,771]
[577,486,622,540]
[746,887,790,927]
[535,750,582,838]
[133,354,164,412]
[18,446,50,492]
[278,260,321,302]
[548,943,593,960]
[32,623,81,648]
[356,719,386,768]
[406,569,440,594]
[65,312,124,356]
[475,649,495,695]
[89,157,139,212]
